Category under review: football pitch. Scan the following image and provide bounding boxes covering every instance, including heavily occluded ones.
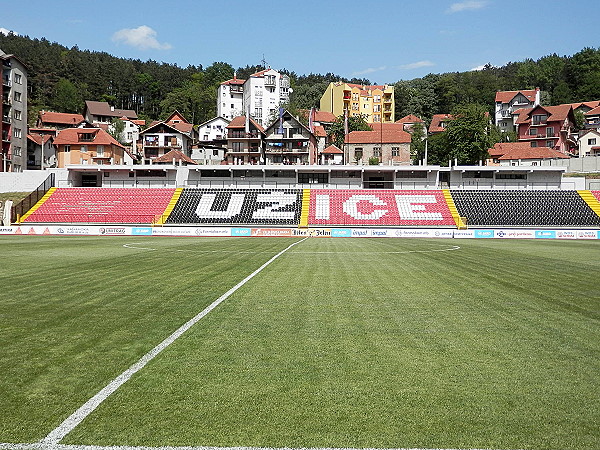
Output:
[0,235,599,450]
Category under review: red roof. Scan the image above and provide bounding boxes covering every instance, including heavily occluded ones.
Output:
[495,89,538,104]
[322,144,343,154]
[53,128,125,148]
[153,149,197,164]
[312,110,336,123]
[429,114,453,133]
[488,141,537,158]
[347,126,411,144]
[85,101,138,120]
[221,77,246,85]
[515,104,573,125]
[586,105,600,116]
[313,125,326,137]
[396,114,423,124]
[226,115,265,133]
[498,146,569,160]
[39,111,85,126]
[27,133,53,145]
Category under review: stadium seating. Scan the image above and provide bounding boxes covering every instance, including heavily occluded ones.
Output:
[450,190,600,227]
[592,191,600,203]
[166,188,303,225]
[21,188,176,224]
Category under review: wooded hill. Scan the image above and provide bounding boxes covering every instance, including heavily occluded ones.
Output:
[0,33,598,127]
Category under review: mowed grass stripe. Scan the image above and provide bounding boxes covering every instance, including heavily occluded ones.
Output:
[62,239,599,450]
[0,236,301,442]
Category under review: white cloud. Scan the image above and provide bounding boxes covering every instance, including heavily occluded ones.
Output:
[0,27,18,36]
[112,25,171,50]
[398,61,435,70]
[447,1,488,13]
[351,66,387,76]
[471,64,487,71]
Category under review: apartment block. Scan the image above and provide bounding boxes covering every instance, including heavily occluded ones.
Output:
[320,82,394,123]
[1,48,27,172]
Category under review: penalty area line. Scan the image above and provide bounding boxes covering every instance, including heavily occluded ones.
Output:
[40,237,309,445]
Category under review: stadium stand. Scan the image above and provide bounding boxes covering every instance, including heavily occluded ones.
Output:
[166,188,303,225]
[20,188,176,224]
[450,190,600,227]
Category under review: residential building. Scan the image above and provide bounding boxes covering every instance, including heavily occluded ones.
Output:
[225,115,265,165]
[320,144,344,165]
[217,76,245,120]
[153,149,197,165]
[83,100,138,127]
[396,114,425,132]
[495,88,540,132]
[496,144,569,166]
[27,133,55,169]
[115,116,144,150]
[140,111,196,164]
[243,68,292,127]
[584,105,600,130]
[1,48,27,172]
[578,129,600,157]
[429,114,453,134]
[37,111,86,130]
[264,109,317,165]
[514,104,576,155]
[320,82,395,123]
[346,123,411,165]
[53,127,125,167]
[198,116,229,142]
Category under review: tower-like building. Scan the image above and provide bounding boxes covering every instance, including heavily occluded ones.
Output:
[320,82,395,123]
[1,48,27,172]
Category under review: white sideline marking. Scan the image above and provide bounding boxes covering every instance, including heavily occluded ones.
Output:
[0,444,523,450]
[41,238,309,445]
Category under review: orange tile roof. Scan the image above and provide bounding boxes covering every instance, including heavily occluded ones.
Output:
[495,89,538,103]
[153,149,197,164]
[39,111,85,125]
[498,146,569,160]
[586,106,600,116]
[27,133,53,145]
[53,128,124,148]
[396,114,424,124]
[226,115,265,133]
[515,104,573,124]
[322,144,343,154]
[429,114,453,133]
[313,125,327,137]
[312,110,337,123]
[488,141,536,158]
[221,77,246,85]
[347,128,411,144]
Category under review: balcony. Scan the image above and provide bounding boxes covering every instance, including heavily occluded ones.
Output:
[2,77,10,87]
[383,96,392,103]
[264,76,276,86]
[2,96,11,106]
[2,133,10,143]
[2,115,10,124]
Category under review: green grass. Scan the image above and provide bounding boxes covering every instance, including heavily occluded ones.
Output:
[0,192,30,204]
[0,236,599,450]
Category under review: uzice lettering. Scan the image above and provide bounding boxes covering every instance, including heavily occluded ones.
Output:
[195,192,297,220]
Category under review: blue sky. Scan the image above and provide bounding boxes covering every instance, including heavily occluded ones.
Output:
[1,0,598,84]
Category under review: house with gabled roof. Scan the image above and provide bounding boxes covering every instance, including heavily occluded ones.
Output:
[514,104,576,155]
[495,88,540,132]
[217,76,245,120]
[53,127,125,167]
[578,129,600,157]
[264,109,317,165]
[139,111,197,164]
[584,105,600,130]
[83,100,138,126]
[27,132,55,169]
[429,114,453,134]
[225,115,265,165]
[320,144,344,165]
[396,114,425,133]
[346,123,411,165]
[37,111,87,130]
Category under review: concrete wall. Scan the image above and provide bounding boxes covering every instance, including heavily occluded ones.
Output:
[0,170,53,192]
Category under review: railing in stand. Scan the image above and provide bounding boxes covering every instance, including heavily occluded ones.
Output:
[11,173,55,224]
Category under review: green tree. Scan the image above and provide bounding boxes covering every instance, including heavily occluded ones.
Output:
[409,122,427,163]
[49,78,83,113]
[444,104,495,165]
[108,118,125,144]
[328,113,371,148]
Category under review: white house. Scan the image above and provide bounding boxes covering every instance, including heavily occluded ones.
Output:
[197,116,229,142]
[242,68,292,127]
[217,76,245,120]
[495,88,540,133]
[578,129,600,157]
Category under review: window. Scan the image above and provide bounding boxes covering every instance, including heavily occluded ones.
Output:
[463,171,494,178]
[231,104,234,108]
[354,148,363,160]
[14,91,22,102]
[588,138,597,145]
[374,95,381,102]
[231,142,243,152]
[13,109,21,120]
[80,145,87,153]
[396,171,427,179]
[298,172,328,184]
[127,132,133,140]
[203,134,209,140]
[13,73,22,84]
[13,128,21,138]
[546,127,554,137]
[373,147,381,157]
[529,128,538,136]
[254,108,262,118]
[97,145,104,157]
[373,104,381,112]
[64,145,71,153]
[373,115,381,122]
[530,141,537,147]
[392,147,400,157]
[104,172,110,177]
[213,149,219,156]
[546,140,554,148]
[496,173,526,180]
[532,114,547,125]
[13,146,21,156]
